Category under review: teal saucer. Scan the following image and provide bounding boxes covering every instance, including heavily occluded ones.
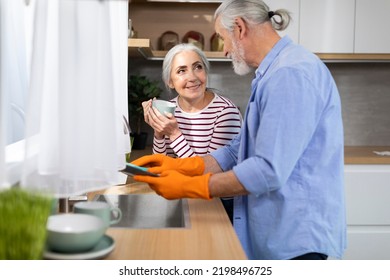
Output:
[43,235,115,260]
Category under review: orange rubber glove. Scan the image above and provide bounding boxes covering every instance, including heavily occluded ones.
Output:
[131,154,205,176]
[134,170,211,200]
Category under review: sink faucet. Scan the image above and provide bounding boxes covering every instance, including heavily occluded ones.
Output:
[58,194,88,213]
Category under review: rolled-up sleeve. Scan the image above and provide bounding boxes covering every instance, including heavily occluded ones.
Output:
[211,133,241,171]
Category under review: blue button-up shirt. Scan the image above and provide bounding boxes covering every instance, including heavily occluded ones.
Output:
[212,36,347,260]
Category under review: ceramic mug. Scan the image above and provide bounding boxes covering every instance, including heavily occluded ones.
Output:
[73,201,122,228]
[152,99,176,115]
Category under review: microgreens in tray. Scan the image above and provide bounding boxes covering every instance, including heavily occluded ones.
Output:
[0,187,54,259]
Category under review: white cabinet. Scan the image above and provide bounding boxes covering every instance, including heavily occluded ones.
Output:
[129,0,390,59]
[299,0,355,53]
[355,0,390,53]
[298,0,390,54]
[267,0,299,44]
[343,164,390,259]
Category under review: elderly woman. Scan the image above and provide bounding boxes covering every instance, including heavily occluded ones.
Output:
[142,43,242,222]
[142,43,242,159]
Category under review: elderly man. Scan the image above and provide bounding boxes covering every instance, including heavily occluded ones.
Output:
[133,0,346,260]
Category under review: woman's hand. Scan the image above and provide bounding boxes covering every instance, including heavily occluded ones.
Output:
[142,99,153,126]
[142,99,181,140]
[142,99,161,139]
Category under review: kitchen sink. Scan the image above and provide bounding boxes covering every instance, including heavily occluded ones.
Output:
[93,194,190,229]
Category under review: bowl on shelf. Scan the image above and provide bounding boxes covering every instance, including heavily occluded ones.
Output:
[46,213,106,253]
[182,30,204,50]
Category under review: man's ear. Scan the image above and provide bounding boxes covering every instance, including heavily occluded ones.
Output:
[234,17,247,40]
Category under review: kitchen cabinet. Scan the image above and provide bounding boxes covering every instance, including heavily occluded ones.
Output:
[299,0,355,53]
[355,0,390,53]
[129,0,390,61]
[129,1,222,58]
[299,0,390,55]
[343,146,390,260]
[129,0,300,59]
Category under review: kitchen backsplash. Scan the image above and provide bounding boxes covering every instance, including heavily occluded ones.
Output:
[129,58,390,146]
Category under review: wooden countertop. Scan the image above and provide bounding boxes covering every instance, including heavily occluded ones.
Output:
[88,181,247,260]
[345,146,390,164]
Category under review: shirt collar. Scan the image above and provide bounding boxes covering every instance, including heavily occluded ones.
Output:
[255,36,292,78]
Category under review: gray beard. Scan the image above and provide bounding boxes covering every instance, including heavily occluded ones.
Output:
[231,40,252,76]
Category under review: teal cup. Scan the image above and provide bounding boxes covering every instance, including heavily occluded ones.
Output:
[152,99,176,115]
[73,201,122,228]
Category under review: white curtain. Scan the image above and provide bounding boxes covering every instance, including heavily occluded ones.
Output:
[0,0,30,188]
[0,0,29,147]
[1,0,130,196]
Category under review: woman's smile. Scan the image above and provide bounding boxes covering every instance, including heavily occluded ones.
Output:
[185,83,201,90]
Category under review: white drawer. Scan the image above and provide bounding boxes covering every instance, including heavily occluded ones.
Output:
[343,226,390,260]
[345,164,390,225]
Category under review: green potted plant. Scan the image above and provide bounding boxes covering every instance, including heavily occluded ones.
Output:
[128,74,162,150]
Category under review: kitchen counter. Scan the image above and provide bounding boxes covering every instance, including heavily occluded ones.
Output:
[132,145,390,164]
[344,146,390,164]
[99,145,388,259]
[88,181,247,260]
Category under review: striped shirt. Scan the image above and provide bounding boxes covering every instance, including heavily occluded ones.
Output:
[153,93,242,158]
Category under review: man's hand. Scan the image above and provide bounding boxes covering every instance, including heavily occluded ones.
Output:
[131,154,205,176]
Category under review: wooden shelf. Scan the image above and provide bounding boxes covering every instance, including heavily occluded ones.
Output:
[128,38,227,61]
[128,38,153,57]
[129,38,390,62]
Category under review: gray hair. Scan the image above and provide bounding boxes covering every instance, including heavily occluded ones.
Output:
[162,43,210,92]
[214,0,291,32]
